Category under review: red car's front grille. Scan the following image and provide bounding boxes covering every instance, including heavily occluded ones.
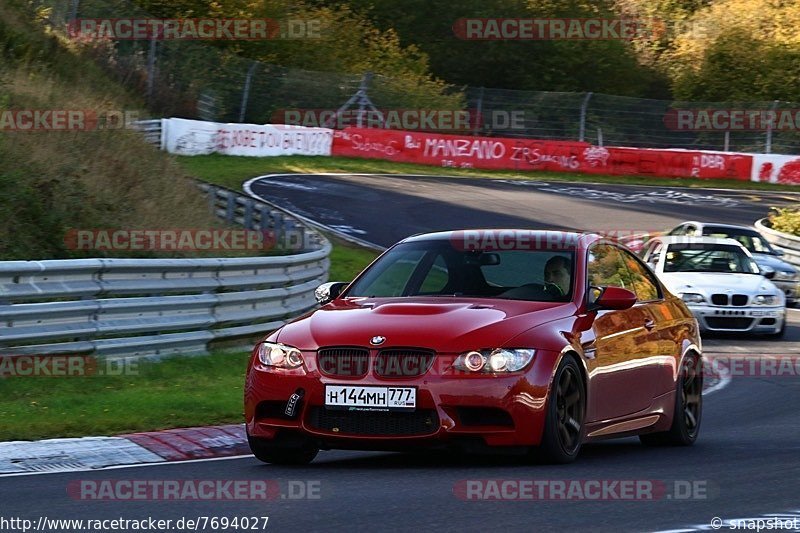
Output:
[374,348,436,378]
[317,347,437,378]
[307,407,439,436]
[317,347,370,378]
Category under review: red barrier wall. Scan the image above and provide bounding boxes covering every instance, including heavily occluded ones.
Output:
[332,128,754,180]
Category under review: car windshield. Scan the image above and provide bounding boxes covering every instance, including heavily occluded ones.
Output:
[702,227,774,254]
[345,240,575,302]
[663,243,760,274]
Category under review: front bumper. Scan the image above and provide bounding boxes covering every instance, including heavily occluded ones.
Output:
[244,352,557,450]
[688,304,785,334]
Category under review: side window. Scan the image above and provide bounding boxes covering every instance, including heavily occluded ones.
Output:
[669,225,685,236]
[587,244,630,291]
[620,249,661,301]
[686,225,698,237]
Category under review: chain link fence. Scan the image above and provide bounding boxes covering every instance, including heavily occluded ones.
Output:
[29,0,800,154]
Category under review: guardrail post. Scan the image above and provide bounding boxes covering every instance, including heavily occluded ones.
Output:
[258,205,271,230]
[225,192,236,223]
[205,185,217,213]
[243,198,254,229]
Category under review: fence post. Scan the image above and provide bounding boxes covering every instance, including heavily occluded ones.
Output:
[68,0,80,24]
[239,62,258,123]
[322,72,383,129]
[473,87,484,136]
[765,100,779,154]
[356,72,374,128]
[146,35,157,105]
[578,92,592,142]
[724,131,730,152]
[597,128,603,147]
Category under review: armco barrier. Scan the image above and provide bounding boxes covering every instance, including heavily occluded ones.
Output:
[331,127,755,181]
[755,218,800,268]
[0,184,330,360]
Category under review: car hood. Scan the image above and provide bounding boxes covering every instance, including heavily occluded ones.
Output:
[275,297,574,352]
[751,253,797,274]
[658,272,779,296]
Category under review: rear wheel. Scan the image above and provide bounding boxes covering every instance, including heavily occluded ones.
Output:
[538,356,586,464]
[247,434,319,465]
[640,353,702,446]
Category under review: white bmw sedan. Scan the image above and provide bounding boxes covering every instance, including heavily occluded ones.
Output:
[641,236,786,337]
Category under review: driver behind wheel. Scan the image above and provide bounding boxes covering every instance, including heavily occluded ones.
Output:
[544,255,571,296]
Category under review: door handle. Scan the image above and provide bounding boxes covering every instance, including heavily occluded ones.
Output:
[644,319,655,331]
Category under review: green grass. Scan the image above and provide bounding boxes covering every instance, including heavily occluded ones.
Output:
[177,154,800,192]
[0,351,252,441]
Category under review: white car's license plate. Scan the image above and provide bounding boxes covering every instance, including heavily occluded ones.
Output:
[325,385,416,411]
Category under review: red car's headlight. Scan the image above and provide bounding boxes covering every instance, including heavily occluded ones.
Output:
[256,342,304,369]
[453,349,535,373]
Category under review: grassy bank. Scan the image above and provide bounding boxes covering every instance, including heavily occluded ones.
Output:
[0,2,229,261]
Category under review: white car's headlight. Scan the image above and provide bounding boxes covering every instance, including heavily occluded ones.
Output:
[753,295,778,306]
[453,349,535,374]
[680,293,706,304]
[256,342,304,369]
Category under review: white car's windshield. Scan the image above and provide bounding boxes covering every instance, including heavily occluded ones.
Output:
[663,243,760,274]
[702,227,775,254]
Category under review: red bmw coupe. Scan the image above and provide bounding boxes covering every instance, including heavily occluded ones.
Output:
[245,230,702,464]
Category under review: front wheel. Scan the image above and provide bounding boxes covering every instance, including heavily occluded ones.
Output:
[640,353,702,446]
[248,434,319,465]
[538,355,586,464]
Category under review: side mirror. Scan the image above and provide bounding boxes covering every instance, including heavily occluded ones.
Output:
[592,286,637,310]
[760,265,776,280]
[773,248,785,257]
[315,282,348,305]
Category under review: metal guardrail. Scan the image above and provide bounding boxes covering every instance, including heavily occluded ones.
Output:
[0,185,330,359]
[755,218,800,268]
[131,119,164,149]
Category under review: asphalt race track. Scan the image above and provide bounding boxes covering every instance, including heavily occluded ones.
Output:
[247,173,800,248]
[3,173,800,533]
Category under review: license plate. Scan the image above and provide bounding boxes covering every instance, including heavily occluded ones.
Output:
[325,385,416,411]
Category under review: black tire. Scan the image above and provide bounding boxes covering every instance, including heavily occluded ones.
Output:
[248,434,319,465]
[640,353,702,446]
[538,355,586,464]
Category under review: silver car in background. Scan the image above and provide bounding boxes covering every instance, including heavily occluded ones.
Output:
[642,236,786,337]
[667,221,798,306]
